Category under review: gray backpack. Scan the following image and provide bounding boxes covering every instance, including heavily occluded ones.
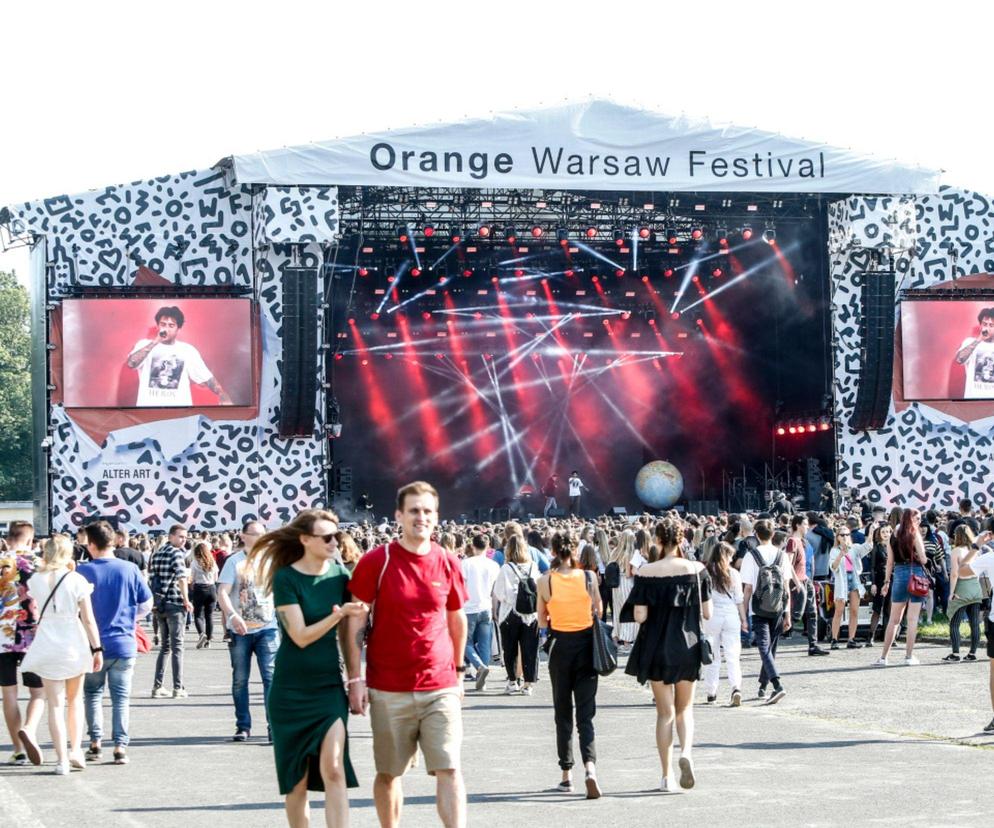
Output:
[750,548,787,618]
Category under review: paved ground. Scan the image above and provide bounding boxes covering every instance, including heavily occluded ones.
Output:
[1,624,992,827]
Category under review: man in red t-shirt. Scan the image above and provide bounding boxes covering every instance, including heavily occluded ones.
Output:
[346,481,468,828]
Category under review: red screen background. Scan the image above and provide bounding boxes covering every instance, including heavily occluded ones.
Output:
[62,298,255,408]
[901,300,994,400]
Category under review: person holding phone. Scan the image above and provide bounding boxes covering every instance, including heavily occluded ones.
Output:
[955,307,994,399]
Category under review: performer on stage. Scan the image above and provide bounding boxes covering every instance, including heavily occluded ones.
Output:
[127,306,231,406]
[955,307,994,399]
[568,471,587,517]
[542,474,560,518]
[819,482,836,513]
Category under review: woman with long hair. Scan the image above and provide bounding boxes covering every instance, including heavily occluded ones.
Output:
[866,523,893,644]
[702,542,745,706]
[334,531,362,574]
[493,535,540,695]
[595,528,613,622]
[633,528,652,568]
[610,534,639,648]
[829,522,866,649]
[537,532,603,798]
[190,541,218,649]
[20,536,103,774]
[876,509,928,666]
[257,509,366,826]
[943,525,984,662]
[697,524,719,564]
[621,519,712,792]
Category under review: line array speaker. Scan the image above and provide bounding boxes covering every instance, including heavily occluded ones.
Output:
[278,267,319,437]
[848,270,896,431]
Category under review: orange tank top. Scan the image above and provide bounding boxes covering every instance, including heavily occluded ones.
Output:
[547,571,593,632]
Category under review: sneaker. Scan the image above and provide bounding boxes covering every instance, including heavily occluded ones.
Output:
[808,646,830,656]
[555,779,573,794]
[847,640,862,649]
[767,687,787,705]
[942,653,961,662]
[830,639,840,650]
[706,695,717,705]
[53,759,70,776]
[232,730,250,742]
[203,639,211,649]
[475,665,490,692]
[113,748,129,765]
[153,636,160,647]
[503,680,518,695]
[85,742,102,760]
[730,689,742,707]
[659,776,669,793]
[904,656,920,666]
[196,634,207,650]
[965,653,978,662]
[7,752,27,766]
[874,657,889,667]
[18,730,41,766]
[757,687,767,700]
[678,756,696,789]
[151,687,171,698]
[584,770,602,800]
[984,717,994,733]
[520,685,533,696]
[173,688,189,698]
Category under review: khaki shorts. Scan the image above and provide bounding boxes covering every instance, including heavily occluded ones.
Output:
[368,687,462,777]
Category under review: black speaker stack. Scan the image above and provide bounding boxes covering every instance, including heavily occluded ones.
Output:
[278,267,319,438]
[848,269,896,431]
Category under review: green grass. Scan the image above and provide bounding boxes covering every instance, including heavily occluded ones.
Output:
[916,612,976,640]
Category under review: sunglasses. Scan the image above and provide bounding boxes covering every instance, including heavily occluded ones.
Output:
[309,533,337,543]
[838,533,850,537]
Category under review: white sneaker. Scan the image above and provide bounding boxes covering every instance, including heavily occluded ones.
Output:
[151,687,171,698]
[520,684,533,696]
[873,657,889,667]
[503,680,518,695]
[659,776,669,792]
[53,759,70,776]
[904,656,920,666]
[173,688,189,698]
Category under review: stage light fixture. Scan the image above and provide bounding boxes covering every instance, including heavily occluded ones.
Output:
[663,268,674,278]
[411,267,422,277]
[717,227,729,246]
[384,353,393,360]
[671,311,680,319]
[665,228,678,245]
[422,311,432,321]
[491,276,499,284]
[788,425,797,434]
[397,225,410,243]
[505,226,517,243]
[648,317,657,326]
[819,420,831,431]
[712,267,723,278]
[638,227,651,239]
[423,225,435,237]
[347,317,356,325]
[462,268,473,277]
[361,359,369,366]
[565,269,575,277]
[450,228,463,243]
[514,269,525,277]
[807,424,817,433]
[621,311,631,320]
[615,268,625,278]
[741,226,754,241]
[641,275,650,283]
[334,353,344,361]
[370,312,380,320]
[585,227,598,238]
[531,226,544,238]
[691,228,704,241]
[591,275,600,283]
[613,228,625,246]
[478,224,492,238]
[557,226,569,245]
[776,426,786,436]
[764,225,777,244]
[358,267,369,277]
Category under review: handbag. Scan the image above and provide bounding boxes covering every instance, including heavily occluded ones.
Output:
[696,569,713,666]
[908,567,931,598]
[587,571,618,676]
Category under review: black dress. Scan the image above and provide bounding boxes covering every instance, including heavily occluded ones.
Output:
[619,572,712,685]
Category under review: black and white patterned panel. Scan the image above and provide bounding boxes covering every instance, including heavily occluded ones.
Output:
[11,170,327,531]
[253,186,340,244]
[10,169,254,290]
[833,187,994,508]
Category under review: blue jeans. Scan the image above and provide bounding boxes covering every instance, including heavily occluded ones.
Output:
[84,657,136,747]
[464,611,493,671]
[229,628,278,732]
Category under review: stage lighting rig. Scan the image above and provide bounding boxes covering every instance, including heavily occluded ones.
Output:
[397,225,410,243]
[763,224,777,244]
[716,227,729,246]
[638,227,651,240]
[504,226,517,243]
[531,226,544,238]
[423,225,436,237]
[613,228,625,246]
[478,224,493,238]
[741,225,754,241]
[450,227,464,244]
[665,227,678,245]
[556,226,569,245]
[585,226,598,238]
[691,228,704,241]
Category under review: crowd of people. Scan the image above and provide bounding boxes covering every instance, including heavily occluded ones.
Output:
[2,489,994,826]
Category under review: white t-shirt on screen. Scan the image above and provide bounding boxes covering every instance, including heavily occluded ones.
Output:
[961,337,994,399]
[131,340,212,406]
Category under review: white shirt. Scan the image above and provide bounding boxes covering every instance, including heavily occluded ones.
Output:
[969,552,994,621]
[630,548,647,570]
[711,567,744,610]
[492,560,540,624]
[131,339,212,406]
[568,476,583,497]
[961,337,994,399]
[461,555,500,614]
[739,543,794,593]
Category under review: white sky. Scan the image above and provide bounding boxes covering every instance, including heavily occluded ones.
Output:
[2,0,991,284]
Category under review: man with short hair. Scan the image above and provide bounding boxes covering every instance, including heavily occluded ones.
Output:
[347,481,468,828]
[955,307,994,398]
[568,471,585,517]
[127,305,232,406]
[461,535,500,691]
[0,521,44,765]
[741,518,793,704]
[113,530,145,571]
[149,524,193,698]
[948,497,981,539]
[78,521,153,764]
[217,521,278,742]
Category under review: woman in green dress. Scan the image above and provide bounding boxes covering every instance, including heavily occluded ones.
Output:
[257,509,366,827]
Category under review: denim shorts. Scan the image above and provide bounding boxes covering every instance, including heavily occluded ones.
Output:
[891,563,926,604]
[846,571,859,593]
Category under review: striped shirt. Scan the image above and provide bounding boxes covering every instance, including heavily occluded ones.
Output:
[149,544,186,608]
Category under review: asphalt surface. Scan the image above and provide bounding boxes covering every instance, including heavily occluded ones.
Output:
[1,624,992,827]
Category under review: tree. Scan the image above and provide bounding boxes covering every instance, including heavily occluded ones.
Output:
[0,270,32,500]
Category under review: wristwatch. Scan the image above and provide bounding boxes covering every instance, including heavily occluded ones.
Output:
[455,664,467,673]
[90,645,104,654]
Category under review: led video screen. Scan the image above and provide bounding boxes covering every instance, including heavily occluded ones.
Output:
[902,299,994,400]
[62,298,254,408]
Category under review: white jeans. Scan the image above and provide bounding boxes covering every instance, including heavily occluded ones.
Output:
[702,603,742,696]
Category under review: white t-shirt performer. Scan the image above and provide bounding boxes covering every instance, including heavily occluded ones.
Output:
[567,471,585,517]
[956,309,994,399]
[127,306,232,406]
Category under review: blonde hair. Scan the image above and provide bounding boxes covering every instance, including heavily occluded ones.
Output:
[505,534,530,565]
[612,533,635,566]
[42,534,74,571]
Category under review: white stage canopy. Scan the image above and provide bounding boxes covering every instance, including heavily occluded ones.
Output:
[228,100,940,195]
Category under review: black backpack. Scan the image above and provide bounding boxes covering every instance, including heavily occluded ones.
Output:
[603,561,621,590]
[750,548,787,618]
[512,563,538,614]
